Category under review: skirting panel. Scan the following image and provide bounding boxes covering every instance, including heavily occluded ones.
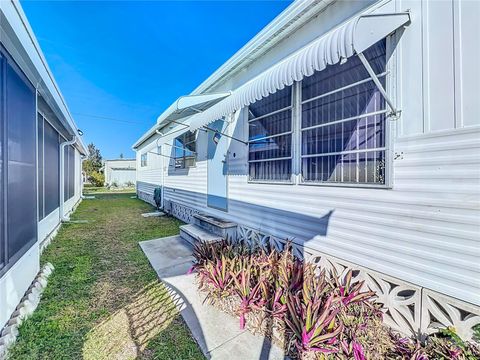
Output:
[167,200,480,341]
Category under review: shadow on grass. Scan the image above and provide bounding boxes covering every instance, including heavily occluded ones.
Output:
[82,281,202,360]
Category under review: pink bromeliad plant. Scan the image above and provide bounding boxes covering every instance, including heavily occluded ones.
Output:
[231,257,265,329]
[197,254,236,300]
[285,291,344,355]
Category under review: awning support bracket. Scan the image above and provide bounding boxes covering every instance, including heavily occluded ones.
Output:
[357,52,401,119]
[201,125,248,145]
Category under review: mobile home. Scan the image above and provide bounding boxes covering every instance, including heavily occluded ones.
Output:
[103,159,136,187]
[0,0,87,331]
[133,0,480,339]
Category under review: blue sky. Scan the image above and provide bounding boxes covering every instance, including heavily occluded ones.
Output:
[22,1,292,159]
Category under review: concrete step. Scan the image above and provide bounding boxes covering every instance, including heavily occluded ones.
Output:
[180,224,223,245]
[193,213,237,239]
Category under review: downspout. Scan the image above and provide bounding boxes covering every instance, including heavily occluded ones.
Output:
[59,135,76,222]
[80,155,87,199]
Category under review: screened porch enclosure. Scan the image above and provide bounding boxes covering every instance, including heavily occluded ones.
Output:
[0,45,37,276]
[247,39,387,185]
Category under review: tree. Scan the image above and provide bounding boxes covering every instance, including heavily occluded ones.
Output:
[83,143,103,178]
[119,153,124,159]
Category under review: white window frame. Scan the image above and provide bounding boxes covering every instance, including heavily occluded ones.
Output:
[140,153,147,167]
[173,131,197,170]
[246,36,395,189]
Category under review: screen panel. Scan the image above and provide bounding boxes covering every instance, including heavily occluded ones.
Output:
[0,52,4,271]
[68,145,75,199]
[6,60,36,259]
[44,121,60,215]
[37,114,44,220]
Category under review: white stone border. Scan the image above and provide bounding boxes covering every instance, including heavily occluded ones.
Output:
[0,263,54,359]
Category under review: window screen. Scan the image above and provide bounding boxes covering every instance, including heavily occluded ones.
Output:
[5,56,37,262]
[141,153,147,167]
[0,52,4,271]
[301,40,387,184]
[248,86,293,182]
[38,114,44,220]
[44,121,60,215]
[63,145,75,200]
[174,132,196,169]
[68,145,75,199]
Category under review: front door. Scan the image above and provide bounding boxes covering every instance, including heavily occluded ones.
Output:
[207,119,228,211]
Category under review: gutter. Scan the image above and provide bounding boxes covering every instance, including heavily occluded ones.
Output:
[59,135,76,221]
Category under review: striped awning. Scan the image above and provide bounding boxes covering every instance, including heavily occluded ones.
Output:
[188,11,410,131]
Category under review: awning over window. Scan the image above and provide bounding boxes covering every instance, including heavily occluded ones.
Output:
[188,11,410,131]
[156,92,231,126]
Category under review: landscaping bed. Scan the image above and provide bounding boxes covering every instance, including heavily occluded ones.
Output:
[190,239,480,359]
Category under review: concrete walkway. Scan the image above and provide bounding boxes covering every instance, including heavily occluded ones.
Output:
[140,236,286,360]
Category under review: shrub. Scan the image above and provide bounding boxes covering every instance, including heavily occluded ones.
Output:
[190,240,480,359]
[88,171,104,187]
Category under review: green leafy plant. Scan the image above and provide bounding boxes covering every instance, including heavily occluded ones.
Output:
[88,171,104,187]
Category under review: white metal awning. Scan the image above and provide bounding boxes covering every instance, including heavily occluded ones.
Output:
[188,11,410,131]
[156,92,231,126]
[147,92,231,148]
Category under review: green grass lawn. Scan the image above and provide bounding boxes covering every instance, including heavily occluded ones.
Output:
[8,193,204,360]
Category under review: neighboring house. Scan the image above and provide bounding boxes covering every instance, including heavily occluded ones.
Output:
[0,1,87,330]
[133,0,479,338]
[103,159,136,187]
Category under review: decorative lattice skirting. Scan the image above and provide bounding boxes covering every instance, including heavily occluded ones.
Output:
[166,201,480,342]
[137,190,155,206]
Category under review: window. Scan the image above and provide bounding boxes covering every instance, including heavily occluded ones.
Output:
[301,40,387,185]
[141,153,147,167]
[245,40,388,186]
[43,120,60,215]
[38,114,61,220]
[248,86,293,182]
[174,131,196,169]
[0,46,37,275]
[63,145,76,200]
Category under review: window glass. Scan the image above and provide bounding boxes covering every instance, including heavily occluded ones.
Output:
[248,86,293,182]
[141,153,147,167]
[301,40,387,185]
[174,131,196,169]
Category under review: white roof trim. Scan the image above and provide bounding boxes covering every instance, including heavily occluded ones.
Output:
[188,12,410,131]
